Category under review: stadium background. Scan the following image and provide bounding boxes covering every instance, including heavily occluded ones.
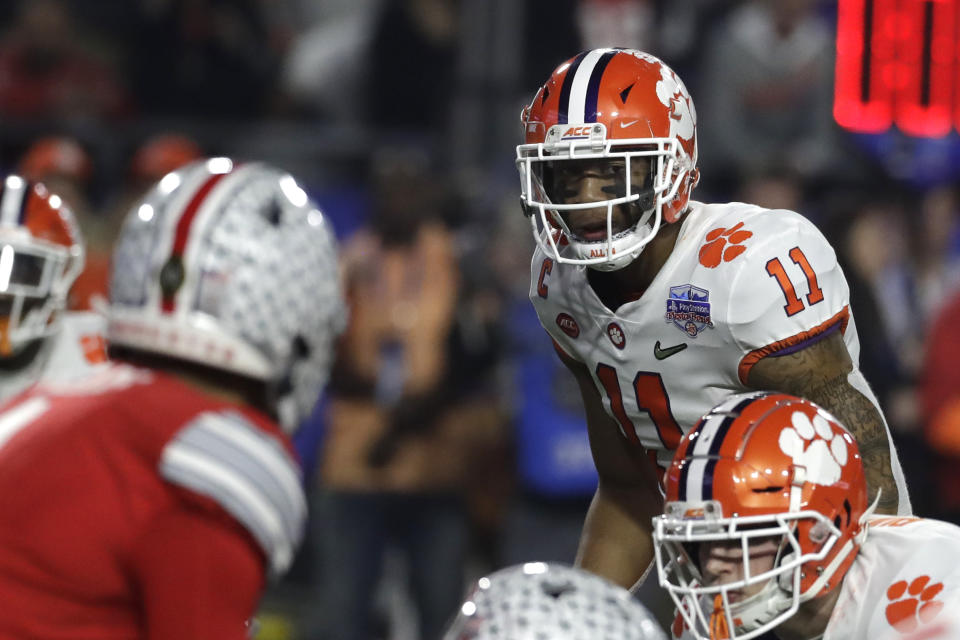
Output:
[1,0,958,637]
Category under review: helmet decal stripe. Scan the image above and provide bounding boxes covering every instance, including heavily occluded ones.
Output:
[683,395,756,501]
[584,50,617,123]
[682,413,724,503]
[677,452,691,502]
[704,395,759,499]
[564,49,610,125]
[0,177,28,228]
[171,172,227,258]
[161,171,228,313]
[677,414,713,501]
[556,51,588,125]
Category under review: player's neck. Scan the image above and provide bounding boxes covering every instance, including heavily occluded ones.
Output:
[112,347,269,417]
[169,369,251,407]
[772,587,841,640]
[586,219,683,310]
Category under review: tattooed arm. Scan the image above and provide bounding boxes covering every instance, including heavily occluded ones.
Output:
[746,329,900,514]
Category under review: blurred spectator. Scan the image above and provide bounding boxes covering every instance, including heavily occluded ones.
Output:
[484,211,596,567]
[913,186,960,329]
[735,167,804,213]
[919,288,960,523]
[128,133,203,185]
[366,0,458,131]
[0,0,128,120]
[829,198,919,413]
[576,0,655,52]
[16,135,107,311]
[697,0,837,188]
[521,0,581,90]
[128,0,276,117]
[655,0,732,75]
[17,135,92,202]
[312,146,503,640]
[279,0,384,121]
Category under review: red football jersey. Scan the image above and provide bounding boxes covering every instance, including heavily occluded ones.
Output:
[0,363,307,639]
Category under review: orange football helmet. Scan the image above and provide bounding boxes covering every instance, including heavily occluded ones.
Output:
[516,48,699,271]
[0,175,84,357]
[652,391,873,640]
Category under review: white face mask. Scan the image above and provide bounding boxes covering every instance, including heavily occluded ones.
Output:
[652,504,852,640]
[517,124,692,271]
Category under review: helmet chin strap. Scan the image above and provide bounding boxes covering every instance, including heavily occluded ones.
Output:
[582,195,659,273]
[715,575,795,638]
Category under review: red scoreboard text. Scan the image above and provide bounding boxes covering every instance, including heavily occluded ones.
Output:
[835,0,959,137]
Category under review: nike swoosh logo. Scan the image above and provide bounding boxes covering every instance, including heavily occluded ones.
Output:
[654,341,687,360]
[619,119,640,128]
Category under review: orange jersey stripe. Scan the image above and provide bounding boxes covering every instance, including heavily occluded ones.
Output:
[737,306,850,385]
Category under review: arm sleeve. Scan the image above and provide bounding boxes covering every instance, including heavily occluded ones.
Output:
[130,506,265,640]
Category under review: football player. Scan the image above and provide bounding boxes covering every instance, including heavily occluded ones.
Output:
[444,562,667,640]
[0,174,106,402]
[652,392,960,640]
[0,158,346,638]
[518,49,910,589]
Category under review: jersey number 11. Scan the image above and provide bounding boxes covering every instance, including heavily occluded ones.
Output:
[765,247,824,317]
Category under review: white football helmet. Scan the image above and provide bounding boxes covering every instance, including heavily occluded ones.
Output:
[517,49,699,271]
[443,563,667,640]
[0,175,84,358]
[109,158,346,431]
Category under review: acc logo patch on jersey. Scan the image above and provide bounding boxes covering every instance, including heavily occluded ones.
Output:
[555,313,580,338]
[665,284,714,337]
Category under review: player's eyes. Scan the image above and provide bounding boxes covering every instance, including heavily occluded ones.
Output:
[551,161,625,177]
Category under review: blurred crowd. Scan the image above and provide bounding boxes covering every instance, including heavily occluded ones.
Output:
[2,0,959,638]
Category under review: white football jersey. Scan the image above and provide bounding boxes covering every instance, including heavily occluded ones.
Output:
[0,311,108,403]
[826,516,960,639]
[529,200,910,514]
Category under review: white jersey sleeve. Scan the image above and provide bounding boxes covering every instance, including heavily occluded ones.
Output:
[719,208,850,384]
[827,516,960,639]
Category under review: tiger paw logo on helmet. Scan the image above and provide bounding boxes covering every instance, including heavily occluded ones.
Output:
[885,576,945,634]
[777,411,848,485]
[698,222,753,268]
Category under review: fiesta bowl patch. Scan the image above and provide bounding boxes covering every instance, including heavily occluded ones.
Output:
[556,313,580,338]
[665,284,714,338]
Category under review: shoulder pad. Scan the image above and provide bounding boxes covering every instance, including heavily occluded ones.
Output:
[159,410,306,577]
